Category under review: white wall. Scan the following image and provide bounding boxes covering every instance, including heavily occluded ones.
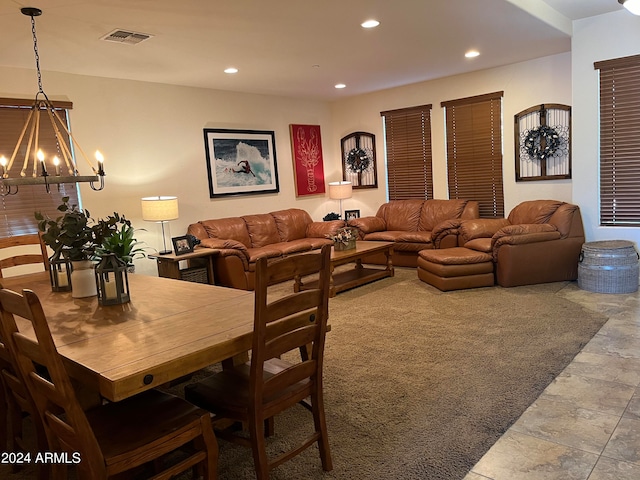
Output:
[1,49,584,276]
[572,10,640,246]
[1,67,334,275]
[329,52,573,218]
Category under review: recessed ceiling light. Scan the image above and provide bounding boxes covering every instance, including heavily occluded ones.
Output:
[224,67,238,74]
[361,19,380,28]
[465,50,480,58]
[335,83,346,89]
[620,0,640,16]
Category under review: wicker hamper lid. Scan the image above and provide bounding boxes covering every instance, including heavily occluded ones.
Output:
[582,240,635,251]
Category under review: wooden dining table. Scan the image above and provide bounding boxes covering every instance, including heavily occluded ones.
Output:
[0,271,255,402]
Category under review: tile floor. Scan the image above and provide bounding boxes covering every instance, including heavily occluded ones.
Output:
[464,282,640,480]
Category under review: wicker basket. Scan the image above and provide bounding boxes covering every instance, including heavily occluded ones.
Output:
[180,267,209,284]
[578,240,639,293]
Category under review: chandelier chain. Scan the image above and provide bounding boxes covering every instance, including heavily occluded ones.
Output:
[30,14,43,94]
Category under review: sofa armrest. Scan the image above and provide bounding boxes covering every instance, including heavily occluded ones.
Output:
[199,238,249,261]
[432,219,463,248]
[491,224,562,261]
[347,216,386,234]
[459,218,510,244]
[306,220,345,238]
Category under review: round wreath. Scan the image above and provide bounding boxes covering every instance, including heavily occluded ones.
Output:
[524,125,561,161]
[346,147,371,173]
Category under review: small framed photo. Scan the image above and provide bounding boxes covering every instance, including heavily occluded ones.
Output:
[345,209,360,221]
[172,235,194,255]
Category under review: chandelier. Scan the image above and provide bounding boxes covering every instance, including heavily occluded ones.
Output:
[0,7,105,195]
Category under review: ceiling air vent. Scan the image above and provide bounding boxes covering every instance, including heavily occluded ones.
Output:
[101,29,153,45]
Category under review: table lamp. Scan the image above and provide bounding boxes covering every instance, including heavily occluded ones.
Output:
[141,196,179,255]
[328,181,352,220]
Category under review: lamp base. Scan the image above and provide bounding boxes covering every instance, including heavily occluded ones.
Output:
[158,250,172,255]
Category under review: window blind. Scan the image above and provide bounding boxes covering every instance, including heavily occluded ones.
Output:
[380,104,433,200]
[595,54,640,226]
[0,98,79,237]
[442,92,504,218]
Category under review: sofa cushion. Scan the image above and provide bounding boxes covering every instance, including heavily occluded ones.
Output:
[246,246,285,270]
[419,247,493,265]
[364,230,433,244]
[200,217,252,247]
[507,200,564,225]
[419,199,468,231]
[271,208,311,241]
[305,237,335,249]
[243,214,280,247]
[463,238,493,253]
[377,200,423,231]
[269,240,314,255]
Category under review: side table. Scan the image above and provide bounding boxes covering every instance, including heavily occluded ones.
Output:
[149,248,219,284]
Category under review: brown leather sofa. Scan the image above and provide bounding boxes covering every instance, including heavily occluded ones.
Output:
[444,200,585,287]
[346,199,480,267]
[187,208,343,290]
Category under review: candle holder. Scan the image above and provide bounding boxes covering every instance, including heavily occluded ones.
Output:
[49,250,72,292]
[94,253,130,306]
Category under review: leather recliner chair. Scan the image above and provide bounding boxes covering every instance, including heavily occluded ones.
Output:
[447,200,585,287]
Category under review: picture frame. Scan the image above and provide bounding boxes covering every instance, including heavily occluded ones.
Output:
[203,128,279,198]
[344,209,360,221]
[289,124,326,196]
[172,235,194,255]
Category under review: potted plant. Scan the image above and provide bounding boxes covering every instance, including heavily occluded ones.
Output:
[35,197,144,298]
[36,197,96,262]
[93,220,147,269]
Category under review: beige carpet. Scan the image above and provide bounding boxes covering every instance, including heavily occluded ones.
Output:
[186,267,608,480]
[2,267,609,480]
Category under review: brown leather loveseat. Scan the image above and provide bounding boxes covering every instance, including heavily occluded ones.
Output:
[447,200,585,287]
[347,199,479,267]
[187,208,343,290]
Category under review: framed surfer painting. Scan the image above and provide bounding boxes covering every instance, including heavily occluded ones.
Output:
[203,128,279,198]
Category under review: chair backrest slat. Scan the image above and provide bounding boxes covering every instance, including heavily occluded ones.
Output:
[265,325,317,361]
[250,245,330,406]
[0,234,49,279]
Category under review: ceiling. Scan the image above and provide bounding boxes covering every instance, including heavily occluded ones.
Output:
[0,0,623,101]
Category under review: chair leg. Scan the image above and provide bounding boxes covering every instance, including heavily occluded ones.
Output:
[249,416,270,480]
[311,390,333,472]
[0,384,7,451]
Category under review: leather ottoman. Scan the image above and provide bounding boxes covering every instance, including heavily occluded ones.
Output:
[417,247,494,291]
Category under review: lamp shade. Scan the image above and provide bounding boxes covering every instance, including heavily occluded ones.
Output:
[328,181,353,200]
[141,196,179,222]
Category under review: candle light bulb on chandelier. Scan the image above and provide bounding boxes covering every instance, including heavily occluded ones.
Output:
[95,150,105,175]
[0,157,7,178]
[37,150,47,177]
[53,156,60,176]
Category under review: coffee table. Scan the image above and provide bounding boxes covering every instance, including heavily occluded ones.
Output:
[294,241,394,297]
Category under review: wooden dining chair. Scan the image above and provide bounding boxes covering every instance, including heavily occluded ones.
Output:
[185,244,333,479]
[0,287,219,480]
[0,234,50,279]
[0,330,49,479]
